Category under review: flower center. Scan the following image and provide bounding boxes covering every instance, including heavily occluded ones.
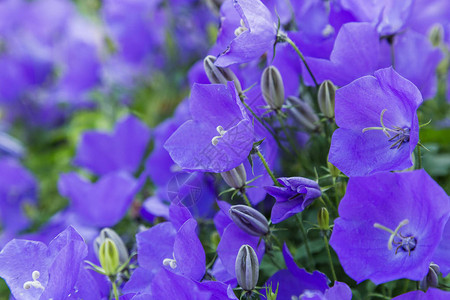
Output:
[362,109,410,149]
[211,125,227,146]
[374,219,417,255]
[234,19,248,36]
[162,253,177,269]
[23,270,45,291]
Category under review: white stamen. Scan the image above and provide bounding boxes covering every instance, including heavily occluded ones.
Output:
[322,24,335,37]
[211,125,228,146]
[23,270,45,291]
[234,19,248,36]
[162,254,178,269]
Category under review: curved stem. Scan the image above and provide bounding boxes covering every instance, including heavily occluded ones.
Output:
[241,192,252,207]
[255,148,280,186]
[112,282,119,300]
[285,37,319,87]
[323,234,337,282]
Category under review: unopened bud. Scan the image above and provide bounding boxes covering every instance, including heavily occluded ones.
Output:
[235,244,259,291]
[94,228,129,265]
[261,66,285,111]
[429,24,443,47]
[419,263,440,291]
[318,80,336,119]
[318,207,330,230]
[99,238,120,276]
[286,96,320,132]
[220,163,247,189]
[229,205,269,237]
[204,55,242,94]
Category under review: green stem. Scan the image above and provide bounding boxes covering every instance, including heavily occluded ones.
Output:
[295,214,314,269]
[112,281,119,300]
[241,192,252,207]
[332,177,340,207]
[256,148,280,186]
[285,37,319,87]
[323,234,337,282]
[241,96,288,153]
[417,146,422,169]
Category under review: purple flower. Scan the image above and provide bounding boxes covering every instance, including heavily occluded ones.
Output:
[74,115,151,176]
[265,177,321,224]
[299,281,352,300]
[392,288,450,300]
[0,226,87,300]
[265,244,329,299]
[432,219,450,276]
[0,158,37,233]
[214,0,277,67]
[58,172,138,227]
[302,22,381,87]
[328,67,422,177]
[330,170,450,284]
[164,82,254,173]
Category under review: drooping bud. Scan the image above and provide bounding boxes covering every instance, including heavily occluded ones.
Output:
[235,244,259,291]
[98,238,120,276]
[261,66,285,111]
[229,204,269,237]
[419,263,440,291]
[286,96,320,132]
[220,163,247,189]
[318,80,336,119]
[429,24,443,47]
[318,207,330,230]
[94,228,129,265]
[203,55,242,94]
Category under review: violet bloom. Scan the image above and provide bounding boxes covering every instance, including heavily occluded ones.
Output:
[0,158,37,233]
[123,218,205,295]
[165,82,254,173]
[0,226,87,300]
[58,172,138,227]
[265,177,321,224]
[330,170,450,284]
[328,67,422,177]
[214,0,277,67]
[74,115,151,176]
[392,288,450,300]
[298,281,352,300]
[265,244,329,299]
[302,22,381,87]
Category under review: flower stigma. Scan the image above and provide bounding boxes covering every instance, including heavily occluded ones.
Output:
[162,253,178,269]
[23,270,45,291]
[234,19,248,36]
[362,109,411,149]
[211,125,228,146]
[374,219,417,255]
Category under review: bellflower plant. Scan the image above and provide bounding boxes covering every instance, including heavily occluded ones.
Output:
[330,170,450,284]
[328,67,423,176]
[165,82,254,173]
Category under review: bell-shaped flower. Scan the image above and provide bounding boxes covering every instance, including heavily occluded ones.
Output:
[265,177,321,224]
[328,67,422,177]
[0,226,87,300]
[73,115,151,176]
[392,288,450,299]
[164,82,254,173]
[214,0,277,67]
[265,244,329,299]
[330,170,450,284]
[58,172,138,227]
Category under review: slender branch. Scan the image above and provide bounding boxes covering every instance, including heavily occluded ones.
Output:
[323,234,337,282]
[285,37,319,87]
[241,192,252,207]
[255,148,280,186]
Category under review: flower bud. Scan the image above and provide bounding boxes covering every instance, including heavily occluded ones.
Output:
[220,163,247,189]
[235,244,259,291]
[261,66,285,111]
[429,24,443,47]
[229,205,269,237]
[204,55,242,94]
[94,228,129,265]
[286,96,320,132]
[318,80,336,119]
[99,238,120,276]
[318,207,330,230]
[419,263,440,291]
